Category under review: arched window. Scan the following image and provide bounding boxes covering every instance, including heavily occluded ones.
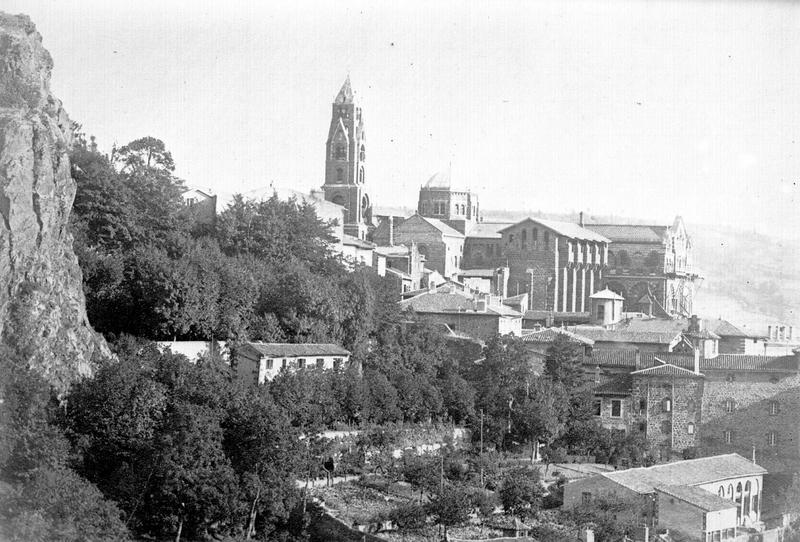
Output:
[358,167,364,183]
[744,481,752,516]
[359,144,365,161]
[461,204,466,215]
[768,431,777,446]
[521,229,527,249]
[718,486,725,498]
[336,168,343,182]
[619,251,631,267]
[727,484,733,499]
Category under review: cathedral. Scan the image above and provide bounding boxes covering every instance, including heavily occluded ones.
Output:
[322,76,372,240]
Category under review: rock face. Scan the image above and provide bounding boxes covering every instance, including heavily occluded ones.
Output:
[0,12,108,390]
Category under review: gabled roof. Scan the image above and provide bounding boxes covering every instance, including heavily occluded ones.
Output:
[402,215,465,238]
[703,318,765,339]
[587,350,799,373]
[589,288,625,301]
[521,328,595,346]
[400,291,522,318]
[593,374,632,395]
[655,485,737,513]
[631,362,702,378]
[385,267,412,280]
[334,75,354,104]
[570,326,681,345]
[600,453,767,494]
[466,222,513,239]
[583,224,668,244]
[244,342,350,358]
[458,268,496,279]
[499,217,610,243]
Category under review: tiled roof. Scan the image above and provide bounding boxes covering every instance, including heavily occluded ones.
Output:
[385,267,412,280]
[465,222,513,239]
[374,245,410,257]
[655,485,737,512]
[589,288,624,301]
[524,311,592,324]
[631,362,702,378]
[702,318,766,339]
[499,218,610,243]
[622,318,687,334]
[245,342,350,357]
[417,216,465,237]
[570,326,680,345]
[586,350,798,373]
[583,224,668,244]
[602,453,767,494]
[400,292,522,318]
[521,328,595,346]
[593,374,632,395]
[458,268,496,278]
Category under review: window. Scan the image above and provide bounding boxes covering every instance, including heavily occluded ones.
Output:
[544,231,549,247]
[718,486,725,498]
[521,229,527,249]
[316,358,324,369]
[297,358,306,369]
[687,422,695,435]
[336,168,343,182]
[335,144,346,159]
[581,492,592,504]
[723,429,732,444]
[619,251,631,267]
[724,399,735,413]
[533,228,538,241]
[597,304,605,321]
[334,358,343,370]
[282,359,287,369]
[768,431,777,446]
[265,358,274,370]
[638,422,646,432]
[593,399,601,416]
[611,399,622,418]
[639,399,647,411]
[769,401,779,415]
[662,397,672,413]
[359,145,365,161]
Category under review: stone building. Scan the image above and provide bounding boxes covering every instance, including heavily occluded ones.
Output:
[584,216,699,317]
[462,221,512,270]
[563,454,766,535]
[399,288,523,341]
[416,169,480,234]
[373,214,464,278]
[322,76,372,240]
[499,218,610,312]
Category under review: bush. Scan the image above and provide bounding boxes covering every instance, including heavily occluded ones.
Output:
[387,503,427,530]
[499,467,544,518]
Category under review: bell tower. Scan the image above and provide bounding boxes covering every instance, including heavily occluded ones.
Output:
[323,76,371,240]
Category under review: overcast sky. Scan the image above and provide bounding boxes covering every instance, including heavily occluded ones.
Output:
[7,0,800,237]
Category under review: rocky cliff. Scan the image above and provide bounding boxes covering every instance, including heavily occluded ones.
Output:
[0,12,108,390]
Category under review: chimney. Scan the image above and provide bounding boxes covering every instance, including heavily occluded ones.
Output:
[388,216,394,246]
[579,211,584,227]
[635,349,641,370]
[689,314,699,333]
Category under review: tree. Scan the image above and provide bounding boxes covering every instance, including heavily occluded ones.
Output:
[544,334,585,390]
[499,467,544,518]
[426,483,472,538]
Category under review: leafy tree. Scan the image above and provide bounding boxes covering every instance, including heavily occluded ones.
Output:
[544,334,585,390]
[426,483,472,538]
[499,467,544,518]
[569,495,644,542]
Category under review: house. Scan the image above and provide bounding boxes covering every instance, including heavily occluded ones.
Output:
[181,188,218,231]
[232,342,351,385]
[399,288,523,341]
[563,453,767,535]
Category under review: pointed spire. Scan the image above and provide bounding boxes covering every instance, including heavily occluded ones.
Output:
[334,75,354,104]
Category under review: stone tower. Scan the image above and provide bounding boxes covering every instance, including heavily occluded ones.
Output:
[323,76,372,240]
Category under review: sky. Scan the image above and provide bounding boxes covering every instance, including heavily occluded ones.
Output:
[6,0,800,237]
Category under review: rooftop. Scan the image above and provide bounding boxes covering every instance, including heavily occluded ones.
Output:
[416,215,465,238]
[342,234,376,249]
[500,217,610,243]
[583,224,668,244]
[630,362,703,378]
[600,453,767,494]
[521,327,595,346]
[587,350,798,373]
[466,221,512,239]
[244,342,351,358]
[655,485,737,513]
[570,326,681,345]
[589,288,625,301]
[400,291,522,318]
[458,268,497,279]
